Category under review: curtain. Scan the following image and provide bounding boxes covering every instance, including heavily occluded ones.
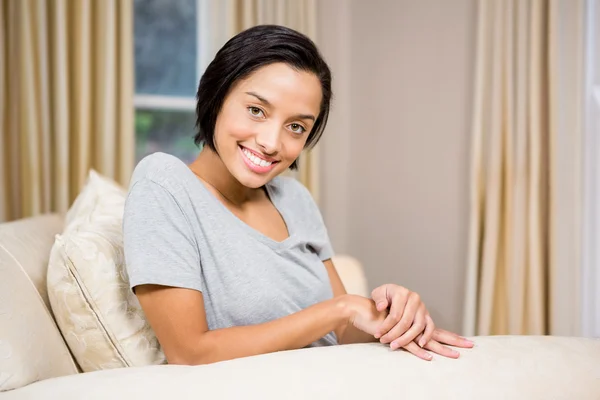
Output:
[0,0,134,223]
[463,0,586,336]
[199,0,321,201]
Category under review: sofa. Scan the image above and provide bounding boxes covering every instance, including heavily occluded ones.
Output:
[1,213,599,399]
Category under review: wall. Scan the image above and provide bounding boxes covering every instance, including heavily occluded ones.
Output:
[317,0,477,334]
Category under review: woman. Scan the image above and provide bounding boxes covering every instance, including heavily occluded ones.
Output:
[123,25,474,365]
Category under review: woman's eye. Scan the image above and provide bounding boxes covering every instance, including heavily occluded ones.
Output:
[248,107,264,117]
[289,123,306,134]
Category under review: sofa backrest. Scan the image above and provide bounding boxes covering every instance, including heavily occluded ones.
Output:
[0,214,79,392]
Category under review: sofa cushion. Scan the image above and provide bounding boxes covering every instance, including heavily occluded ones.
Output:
[46,171,166,372]
[0,215,79,392]
[5,336,600,399]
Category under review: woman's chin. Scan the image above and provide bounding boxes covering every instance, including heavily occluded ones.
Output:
[233,168,273,189]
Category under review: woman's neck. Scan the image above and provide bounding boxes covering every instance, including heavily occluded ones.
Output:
[188,146,260,207]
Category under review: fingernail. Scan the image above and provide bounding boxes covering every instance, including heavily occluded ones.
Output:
[418,340,425,348]
[425,353,433,360]
[374,332,381,339]
[390,342,398,350]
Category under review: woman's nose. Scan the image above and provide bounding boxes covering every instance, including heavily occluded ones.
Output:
[255,125,281,155]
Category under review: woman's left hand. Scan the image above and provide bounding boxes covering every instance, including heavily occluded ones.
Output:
[371,284,434,349]
[412,328,475,360]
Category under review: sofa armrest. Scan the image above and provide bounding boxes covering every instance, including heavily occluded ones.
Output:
[331,255,369,297]
[7,336,600,399]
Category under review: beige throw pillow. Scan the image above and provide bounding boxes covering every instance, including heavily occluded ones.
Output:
[47,170,166,372]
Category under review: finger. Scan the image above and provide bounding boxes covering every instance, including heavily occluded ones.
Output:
[371,285,390,311]
[415,332,424,345]
[397,341,433,361]
[379,292,420,343]
[424,339,460,359]
[433,328,475,348]
[389,304,427,348]
[376,300,389,312]
[418,314,436,347]
[374,292,408,340]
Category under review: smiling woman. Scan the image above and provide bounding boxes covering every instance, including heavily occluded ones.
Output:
[122,25,473,366]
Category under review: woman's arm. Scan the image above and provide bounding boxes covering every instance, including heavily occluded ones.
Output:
[135,283,352,365]
[323,259,381,344]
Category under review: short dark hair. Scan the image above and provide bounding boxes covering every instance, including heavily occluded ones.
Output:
[194,24,332,170]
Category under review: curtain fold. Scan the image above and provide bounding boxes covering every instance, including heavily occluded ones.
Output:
[463,0,585,336]
[0,0,134,223]
[200,0,320,201]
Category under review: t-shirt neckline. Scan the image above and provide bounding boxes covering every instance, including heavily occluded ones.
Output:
[181,160,297,251]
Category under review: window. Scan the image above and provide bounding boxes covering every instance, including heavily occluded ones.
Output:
[134,0,201,164]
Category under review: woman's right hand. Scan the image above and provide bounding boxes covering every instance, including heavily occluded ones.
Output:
[342,294,388,336]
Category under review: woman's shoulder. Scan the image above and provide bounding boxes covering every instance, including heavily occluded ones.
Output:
[125,153,199,223]
[267,175,320,217]
[129,152,192,191]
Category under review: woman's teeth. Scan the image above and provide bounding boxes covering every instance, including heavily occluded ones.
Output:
[243,148,273,167]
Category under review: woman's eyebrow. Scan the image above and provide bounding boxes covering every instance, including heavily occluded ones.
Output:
[295,114,315,122]
[245,91,316,121]
[246,91,271,106]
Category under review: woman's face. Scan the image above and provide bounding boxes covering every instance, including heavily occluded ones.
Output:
[213,62,322,188]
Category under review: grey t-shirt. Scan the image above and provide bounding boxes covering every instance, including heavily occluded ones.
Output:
[122,152,337,347]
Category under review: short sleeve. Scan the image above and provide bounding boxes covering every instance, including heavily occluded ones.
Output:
[123,178,203,293]
[309,203,335,261]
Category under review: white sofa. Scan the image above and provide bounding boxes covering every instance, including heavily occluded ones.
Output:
[1,214,599,399]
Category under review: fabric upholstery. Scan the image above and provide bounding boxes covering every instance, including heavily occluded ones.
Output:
[46,171,166,372]
[0,215,79,391]
[6,336,600,399]
[332,255,369,297]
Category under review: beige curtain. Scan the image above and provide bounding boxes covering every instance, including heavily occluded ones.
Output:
[200,0,320,201]
[463,0,586,336]
[0,0,134,223]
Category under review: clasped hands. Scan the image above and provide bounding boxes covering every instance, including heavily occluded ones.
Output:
[351,284,474,361]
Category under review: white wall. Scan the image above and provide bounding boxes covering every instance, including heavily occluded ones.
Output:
[317,0,477,334]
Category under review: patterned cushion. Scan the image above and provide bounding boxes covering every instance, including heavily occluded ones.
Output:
[47,171,166,372]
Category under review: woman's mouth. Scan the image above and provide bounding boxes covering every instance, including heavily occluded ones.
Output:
[239,145,278,174]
